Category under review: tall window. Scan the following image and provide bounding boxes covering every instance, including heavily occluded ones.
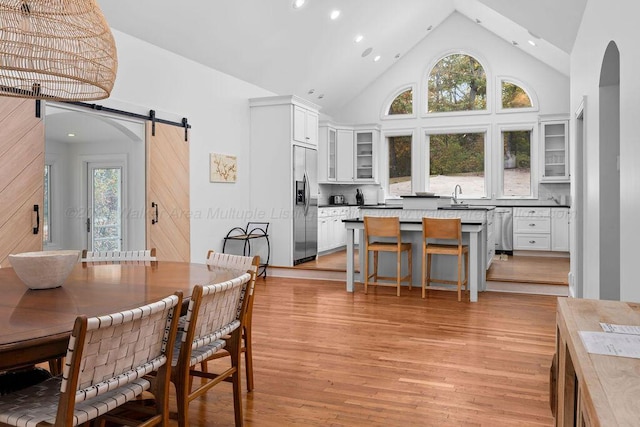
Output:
[501,81,532,109]
[428,54,487,113]
[388,136,412,196]
[43,164,51,244]
[388,89,413,115]
[502,129,532,197]
[428,132,485,197]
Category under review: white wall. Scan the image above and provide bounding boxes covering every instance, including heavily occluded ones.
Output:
[100,30,275,263]
[570,0,640,302]
[331,12,570,202]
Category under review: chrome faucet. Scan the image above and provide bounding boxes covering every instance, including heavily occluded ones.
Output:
[452,184,462,204]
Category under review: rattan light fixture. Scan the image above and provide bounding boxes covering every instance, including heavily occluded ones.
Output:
[0,0,117,101]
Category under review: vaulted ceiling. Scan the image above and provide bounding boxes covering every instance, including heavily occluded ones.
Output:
[97,0,586,115]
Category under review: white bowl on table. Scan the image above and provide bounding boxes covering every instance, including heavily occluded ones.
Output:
[8,250,80,290]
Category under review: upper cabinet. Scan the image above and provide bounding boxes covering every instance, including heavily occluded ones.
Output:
[318,122,379,184]
[293,105,318,147]
[541,120,569,182]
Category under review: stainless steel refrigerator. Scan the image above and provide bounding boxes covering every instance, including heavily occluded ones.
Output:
[293,146,318,265]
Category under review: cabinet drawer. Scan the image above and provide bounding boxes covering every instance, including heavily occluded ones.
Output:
[514,217,550,233]
[514,207,550,217]
[514,234,551,250]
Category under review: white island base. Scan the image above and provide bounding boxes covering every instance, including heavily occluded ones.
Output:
[343,219,486,302]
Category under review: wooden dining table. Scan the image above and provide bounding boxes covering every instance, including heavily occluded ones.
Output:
[0,261,246,371]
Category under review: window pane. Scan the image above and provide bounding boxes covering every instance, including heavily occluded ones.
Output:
[502,81,532,108]
[429,133,485,197]
[502,130,531,196]
[92,167,122,251]
[428,54,486,113]
[388,136,412,196]
[43,165,51,243]
[388,89,413,115]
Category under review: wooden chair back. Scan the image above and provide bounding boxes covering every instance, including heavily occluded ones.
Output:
[0,293,182,426]
[176,272,252,367]
[364,216,401,241]
[422,217,462,242]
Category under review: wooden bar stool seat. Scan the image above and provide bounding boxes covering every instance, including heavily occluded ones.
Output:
[421,217,469,301]
[363,216,412,296]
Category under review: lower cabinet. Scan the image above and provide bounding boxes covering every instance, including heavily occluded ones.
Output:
[513,207,569,252]
[318,207,350,252]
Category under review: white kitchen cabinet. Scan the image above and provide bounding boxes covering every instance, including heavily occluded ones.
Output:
[541,120,569,182]
[293,105,318,147]
[318,125,337,182]
[318,206,350,252]
[319,123,379,183]
[551,207,570,252]
[513,207,551,251]
[355,130,375,180]
[337,129,355,181]
[249,95,320,266]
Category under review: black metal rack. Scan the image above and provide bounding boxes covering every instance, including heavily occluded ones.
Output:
[222,222,270,278]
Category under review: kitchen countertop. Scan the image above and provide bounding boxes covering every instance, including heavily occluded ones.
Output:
[320,203,570,209]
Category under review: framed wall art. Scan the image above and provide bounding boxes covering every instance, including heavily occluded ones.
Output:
[210,153,237,183]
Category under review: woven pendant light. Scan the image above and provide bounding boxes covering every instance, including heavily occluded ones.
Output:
[0,0,117,101]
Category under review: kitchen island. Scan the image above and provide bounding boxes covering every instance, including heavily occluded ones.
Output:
[343,212,488,302]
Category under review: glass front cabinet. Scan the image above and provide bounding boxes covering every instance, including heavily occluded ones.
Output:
[541,120,569,182]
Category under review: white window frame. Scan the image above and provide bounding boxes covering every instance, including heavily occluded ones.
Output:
[496,76,539,114]
[496,123,539,199]
[381,128,416,200]
[422,125,492,199]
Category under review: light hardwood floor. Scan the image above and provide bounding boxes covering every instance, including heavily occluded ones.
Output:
[180,276,557,426]
[299,250,569,286]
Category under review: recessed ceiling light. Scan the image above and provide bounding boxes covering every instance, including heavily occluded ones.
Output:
[307,89,315,94]
[292,0,305,9]
[330,10,340,20]
[427,25,433,31]
[354,34,364,43]
[512,40,519,46]
[361,47,373,57]
[373,55,381,62]
[318,94,324,99]
[394,53,401,59]
[475,18,482,24]
[528,40,536,46]
[68,133,75,137]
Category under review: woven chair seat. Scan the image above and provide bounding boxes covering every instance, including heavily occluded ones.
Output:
[0,375,150,427]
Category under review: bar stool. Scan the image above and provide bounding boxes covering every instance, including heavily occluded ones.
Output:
[421,217,469,301]
[363,216,412,296]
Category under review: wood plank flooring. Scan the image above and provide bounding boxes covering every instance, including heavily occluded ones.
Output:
[179,277,558,426]
[487,255,569,285]
[298,250,569,286]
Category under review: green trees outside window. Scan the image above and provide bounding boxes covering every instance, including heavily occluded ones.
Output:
[428,54,486,113]
[388,136,412,196]
[502,81,532,109]
[429,132,485,197]
[388,89,413,115]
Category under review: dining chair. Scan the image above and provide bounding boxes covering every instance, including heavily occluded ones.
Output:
[421,217,469,301]
[81,248,157,263]
[363,216,412,296]
[203,250,260,392]
[171,272,252,427]
[0,292,182,426]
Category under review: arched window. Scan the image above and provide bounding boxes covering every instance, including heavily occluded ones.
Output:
[501,81,532,109]
[388,88,413,115]
[428,54,486,113]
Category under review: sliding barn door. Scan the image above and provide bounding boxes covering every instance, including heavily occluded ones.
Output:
[146,121,190,261]
[0,98,44,267]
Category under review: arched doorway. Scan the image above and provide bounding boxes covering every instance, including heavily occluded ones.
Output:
[598,41,620,300]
